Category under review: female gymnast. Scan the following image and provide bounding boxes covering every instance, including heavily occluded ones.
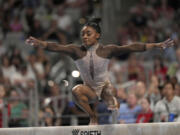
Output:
[26,18,174,125]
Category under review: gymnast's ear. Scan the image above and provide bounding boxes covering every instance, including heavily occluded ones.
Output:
[96,33,100,40]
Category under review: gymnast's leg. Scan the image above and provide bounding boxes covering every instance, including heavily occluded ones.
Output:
[72,84,98,125]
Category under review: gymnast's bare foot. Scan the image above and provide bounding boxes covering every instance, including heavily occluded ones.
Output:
[89,116,98,125]
[107,97,120,111]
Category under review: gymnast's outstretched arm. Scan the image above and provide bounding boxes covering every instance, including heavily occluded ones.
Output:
[106,38,174,57]
[25,36,79,58]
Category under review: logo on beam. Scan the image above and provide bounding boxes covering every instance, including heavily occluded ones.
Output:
[72,129,80,135]
[72,129,101,135]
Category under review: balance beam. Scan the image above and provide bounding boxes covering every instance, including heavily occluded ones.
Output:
[0,122,180,135]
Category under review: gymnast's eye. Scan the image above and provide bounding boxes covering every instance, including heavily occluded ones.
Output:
[87,31,91,36]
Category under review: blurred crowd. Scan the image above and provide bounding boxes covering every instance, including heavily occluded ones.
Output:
[0,0,180,127]
[108,0,180,125]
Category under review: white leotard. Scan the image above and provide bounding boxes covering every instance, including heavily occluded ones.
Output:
[74,44,111,98]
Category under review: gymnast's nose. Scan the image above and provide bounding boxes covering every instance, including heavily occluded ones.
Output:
[82,34,88,39]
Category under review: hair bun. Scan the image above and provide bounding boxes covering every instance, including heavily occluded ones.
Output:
[84,17,102,35]
[89,17,101,24]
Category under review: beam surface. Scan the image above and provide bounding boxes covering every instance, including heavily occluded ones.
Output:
[0,122,180,135]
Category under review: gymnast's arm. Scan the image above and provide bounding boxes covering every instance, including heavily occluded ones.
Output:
[106,38,174,57]
[25,36,78,57]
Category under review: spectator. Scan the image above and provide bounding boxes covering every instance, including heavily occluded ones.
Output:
[35,47,51,79]
[28,18,45,38]
[9,58,36,88]
[43,82,64,119]
[66,0,91,17]
[116,93,141,124]
[57,5,73,34]
[116,87,127,103]
[9,14,23,32]
[154,82,180,122]
[108,58,123,86]
[22,7,35,33]
[127,54,145,81]
[1,54,16,83]
[27,51,48,88]
[8,90,28,127]
[28,53,45,80]
[42,18,67,44]
[136,97,153,123]
[130,6,147,27]
[41,106,57,126]
[153,56,168,82]
[148,75,161,110]
[135,81,147,100]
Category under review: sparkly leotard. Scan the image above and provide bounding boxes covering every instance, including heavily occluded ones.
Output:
[75,44,111,98]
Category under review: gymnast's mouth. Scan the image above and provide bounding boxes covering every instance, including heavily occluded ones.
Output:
[83,39,88,42]
[83,40,89,44]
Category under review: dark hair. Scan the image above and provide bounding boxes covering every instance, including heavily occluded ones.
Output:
[163,81,175,90]
[84,18,101,34]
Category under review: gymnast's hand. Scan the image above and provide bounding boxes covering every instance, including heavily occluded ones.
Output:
[25,36,47,48]
[146,38,174,50]
[155,38,174,49]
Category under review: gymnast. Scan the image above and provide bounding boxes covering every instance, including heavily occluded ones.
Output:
[26,18,174,125]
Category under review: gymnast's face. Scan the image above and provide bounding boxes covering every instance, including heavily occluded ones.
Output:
[81,26,100,46]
